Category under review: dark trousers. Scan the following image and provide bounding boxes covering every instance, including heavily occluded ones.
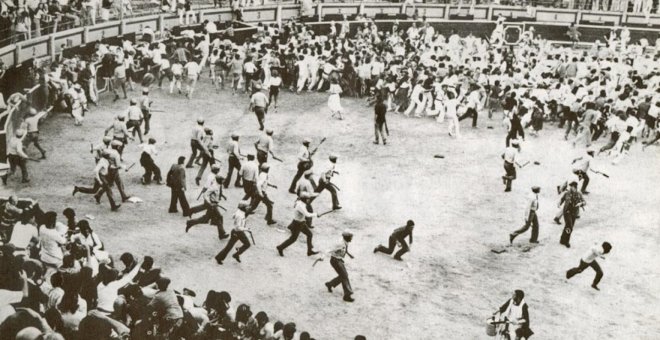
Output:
[374,122,386,144]
[186,140,204,168]
[567,259,603,286]
[140,152,161,184]
[254,106,265,131]
[576,170,589,192]
[289,161,309,192]
[505,132,521,147]
[187,202,226,238]
[256,150,268,165]
[242,180,256,201]
[375,235,409,259]
[195,152,215,182]
[510,210,539,242]
[106,168,129,201]
[215,229,250,262]
[599,132,619,153]
[7,155,28,181]
[560,211,576,246]
[277,220,314,254]
[503,161,516,191]
[142,109,151,135]
[169,187,190,214]
[188,203,207,216]
[25,132,46,157]
[458,107,478,127]
[315,179,340,208]
[248,193,273,222]
[127,120,143,143]
[83,178,118,208]
[224,155,242,188]
[328,257,353,297]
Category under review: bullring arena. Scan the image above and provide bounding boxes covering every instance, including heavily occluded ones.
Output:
[1,1,660,339]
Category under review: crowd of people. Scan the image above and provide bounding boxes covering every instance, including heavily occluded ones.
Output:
[0,200,362,339]
[1,2,660,338]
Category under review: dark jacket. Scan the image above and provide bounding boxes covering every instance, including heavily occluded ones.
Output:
[167,164,186,190]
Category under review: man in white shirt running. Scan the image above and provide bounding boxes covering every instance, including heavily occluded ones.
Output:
[566,242,612,291]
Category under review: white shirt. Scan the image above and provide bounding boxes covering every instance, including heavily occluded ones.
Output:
[96,264,140,313]
[184,62,200,78]
[39,227,66,266]
[582,243,605,263]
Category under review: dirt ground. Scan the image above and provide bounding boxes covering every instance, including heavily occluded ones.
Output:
[4,77,660,340]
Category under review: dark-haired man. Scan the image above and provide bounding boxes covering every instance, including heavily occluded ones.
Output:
[492,290,533,340]
[566,242,612,291]
[374,220,415,260]
[509,186,540,244]
[167,156,190,216]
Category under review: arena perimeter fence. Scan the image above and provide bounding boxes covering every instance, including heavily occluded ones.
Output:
[2,1,660,163]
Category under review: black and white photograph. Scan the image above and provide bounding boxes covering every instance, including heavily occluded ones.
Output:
[1,0,660,339]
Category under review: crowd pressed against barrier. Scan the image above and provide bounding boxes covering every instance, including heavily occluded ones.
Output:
[1,8,659,339]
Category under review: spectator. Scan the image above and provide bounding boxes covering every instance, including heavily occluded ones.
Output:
[148,277,183,337]
[38,211,66,269]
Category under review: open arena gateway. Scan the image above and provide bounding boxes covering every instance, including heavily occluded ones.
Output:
[1,1,660,339]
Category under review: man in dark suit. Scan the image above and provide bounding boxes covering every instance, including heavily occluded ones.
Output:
[167,156,190,216]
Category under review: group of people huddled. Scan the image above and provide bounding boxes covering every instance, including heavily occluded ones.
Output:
[0,198,360,339]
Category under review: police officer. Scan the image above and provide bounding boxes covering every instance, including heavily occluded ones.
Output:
[323,230,354,302]
[276,194,319,257]
[74,151,120,211]
[296,170,317,228]
[224,133,244,188]
[98,140,130,202]
[23,108,47,159]
[315,154,341,210]
[249,84,269,130]
[254,128,277,164]
[288,138,311,193]
[374,220,415,261]
[92,136,112,163]
[189,164,222,216]
[510,186,540,245]
[215,200,252,264]
[186,174,229,240]
[186,117,206,168]
[239,153,258,201]
[195,127,215,186]
[247,163,276,225]
[104,113,132,155]
[7,129,30,183]
[139,87,153,135]
[126,98,144,143]
[139,138,161,185]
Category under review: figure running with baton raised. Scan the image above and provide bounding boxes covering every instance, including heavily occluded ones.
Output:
[215,200,253,264]
[313,230,355,302]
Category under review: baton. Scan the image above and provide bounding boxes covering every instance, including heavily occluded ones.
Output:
[217,205,227,211]
[125,162,136,171]
[590,169,609,178]
[197,190,205,200]
[312,258,323,267]
[272,156,284,163]
[267,183,278,189]
[247,230,255,245]
[519,161,530,168]
[329,183,341,192]
[318,209,337,218]
[90,142,94,153]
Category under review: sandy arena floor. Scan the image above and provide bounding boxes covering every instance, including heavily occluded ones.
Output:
[4,77,660,340]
